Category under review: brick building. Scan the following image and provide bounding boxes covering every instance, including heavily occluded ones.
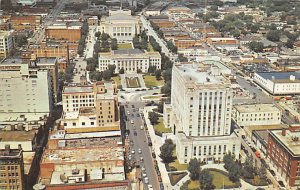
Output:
[9,15,41,31]
[268,126,300,187]
[45,22,82,43]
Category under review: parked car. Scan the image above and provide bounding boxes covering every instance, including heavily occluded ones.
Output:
[278,181,285,187]
[269,169,276,176]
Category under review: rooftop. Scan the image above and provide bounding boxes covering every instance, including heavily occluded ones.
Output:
[113,49,144,55]
[63,86,93,94]
[0,130,37,142]
[1,57,57,66]
[256,72,300,83]
[270,129,300,156]
[234,103,280,113]
[42,147,124,163]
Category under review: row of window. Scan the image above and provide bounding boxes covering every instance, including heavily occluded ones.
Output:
[184,144,234,157]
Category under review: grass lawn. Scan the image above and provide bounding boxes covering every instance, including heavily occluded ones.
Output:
[125,77,141,88]
[188,180,200,190]
[118,43,133,49]
[168,172,188,186]
[143,75,164,88]
[148,42,154,52]
[112,76,121,86]
[169,159,188,171]
[154,118,172,133]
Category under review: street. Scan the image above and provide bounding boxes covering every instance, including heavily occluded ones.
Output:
[125,102,160,190]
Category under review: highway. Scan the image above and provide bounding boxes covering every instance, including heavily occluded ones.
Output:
[125,102,160,190]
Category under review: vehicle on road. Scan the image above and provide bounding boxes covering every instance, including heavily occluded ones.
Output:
[142,172,147,177]
[134,131,137,136]
[148,185,153,190]
[130,120,134,124]
[144,177,149,184]
[278,181,285,187]
[140,157,144,162]
[127,111,130,115]
[141,166,146,171]
[131,150,135,154]
[138,148,142,154]
[140,125,144,130]
[269,169,276,176]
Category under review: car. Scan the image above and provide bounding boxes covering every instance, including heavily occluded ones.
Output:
[266,178,272,185]
[148,185,153,190]
[269,169,276,176]
[142,172,147,177]
[133,109,136,112]
[141,166,146,171]
[140,125,144,130]
[152,152,156,158]
[278,181,285,187]
[134,131,137,136]
[140,157,144,162]
[130,120,134,124]
[137,114,140,117]
[160,183,164,190]
[131,150,135,154]
[132,105,135,108]
[127,111,130,115]
[144,177,149,184]
[138,148,142,154]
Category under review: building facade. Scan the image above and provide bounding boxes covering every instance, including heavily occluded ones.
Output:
[99,49,161,73]
[0,30,13,58]
[99,9,140,42]
[233,104,281,127]
[0,61,53,114]
[268,127,300,187]
[0,145,24,190]
[165,63,240,163]
[254,72,300,95]
[45,23,82,43]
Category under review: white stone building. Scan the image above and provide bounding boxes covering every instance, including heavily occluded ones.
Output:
[99,9,141,42]
[254,72,300,95]
[0,30,13,58]
[98,49,161,73]
[165,63,240,163]
[233,104,281,127]
[0,62,53,114]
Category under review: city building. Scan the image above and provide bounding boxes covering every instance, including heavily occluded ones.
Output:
[18,0,36,5]
[254,72,300,95]
[98,49,161,73]
[87,16,99,26]
[0,30,13,58]
[61,82,119,133]
[233,104,281,127]
[268,126,300,187]
[45,22,82,43]
[0,59,53,115]
[207,37,239,51]
[0,145,24,190]
[99,9,141,42]
[9,15,41,31]
[165,62,240,163]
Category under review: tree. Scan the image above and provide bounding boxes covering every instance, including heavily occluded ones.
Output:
[163,68,172,82]
[149,36,161,52]
[188,158,201,180]
[157,100,165,113]
[242,157,256,179]
[155,70,162,80]
[108,64,116,76]
[148,111,159,125]
[229,164,241,182]
[100,33,110,41]
[199,169,214,190]
[14,35,28,47]
[248,41,264,52]
[133,35,141,49]
[223,153,235,171]
[81,22,89,36]
[285,39,294,48]
[102,70,112,80]
[178,54,188,62]
[266,30,281,42]
[159,139,175,163]
[137,69,142,73]
[161,81,171,96]
[166,41,178,53]
[94,41,101,54]
[119,68,125,74]
[111,38,118,50]
[148,65,156,73]
[89,71,103,81]
[95,31,101,38]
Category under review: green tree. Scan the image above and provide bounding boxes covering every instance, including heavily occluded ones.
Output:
[86,57,98,71]
[285,39,294,48]
[223,153,235,171]
[119,68,125,74]
[14,35,28,47]
[133,35,141,49]
[89,71,103,81]
[178,54,188,62]
[108,64,116,76]
[95,31,101,38]
[242,157,256,179]
[111,38,118,50]
[100,33,110,41]
[157,100,165,113]
[166,41,178,53]
[248,41,264,52]
[148,111,159,125]
[159,139,175,163]
[163,69,172,82]
[161,81,171,96]
[149,36,161,52]
[188,158,201,180]
[94,41,101,54]
[81,22,89,36]
[199,169,214,190]
[155,69,162,80]
[137,68,142,73]
[148,65,156,73]
[102,70,112,81]
[266,30,281,42]
[229,164,241,182]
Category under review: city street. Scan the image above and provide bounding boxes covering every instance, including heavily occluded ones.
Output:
[85,26,98,59]
[125,102,160,190]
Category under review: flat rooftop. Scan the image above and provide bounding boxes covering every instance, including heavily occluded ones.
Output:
[270,129,300,156]
[256,72,300,83]
[1,58,56,65]
[63,86,93,94]
[0,130,37,142]
[42,147,124,163]
[63,136,122,149]
[176,63,228,85]
[113,49,144,55]
[234,104,280,113]
[0,112,48,123]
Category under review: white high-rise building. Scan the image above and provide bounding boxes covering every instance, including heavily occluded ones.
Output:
[165,63,240,163]
[0,30,13,58]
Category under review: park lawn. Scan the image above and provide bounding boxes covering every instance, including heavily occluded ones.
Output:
[118,43,133,49]
[169,150,188,171]
[112,76,121,86]
[148,42,154,52]
[188,180,200,189]
[126,77,141,88]
[210,170,236,189]
[144,75,164,88]
[154,118,172,133]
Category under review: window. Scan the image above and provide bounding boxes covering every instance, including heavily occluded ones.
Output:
[184,147,188,157]
[193,147,196,156]
[72,123,76,126]
[91,122,94,125]
[82,122,85,126]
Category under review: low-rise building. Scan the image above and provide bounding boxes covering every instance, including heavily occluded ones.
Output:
[99,9,140,42]
[87,16,99,26]
[0,30,13,58]
[99,49,161,73]
[8,15,41,31]
[254,72,300,95]
[207,37,239,51]
[45,22,82,43]
[233,104,281,127]
[268,126,300,187]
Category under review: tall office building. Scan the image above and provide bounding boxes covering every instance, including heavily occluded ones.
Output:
[0,30,13,58]
[165,63,240,163]
[0,145,24,190]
